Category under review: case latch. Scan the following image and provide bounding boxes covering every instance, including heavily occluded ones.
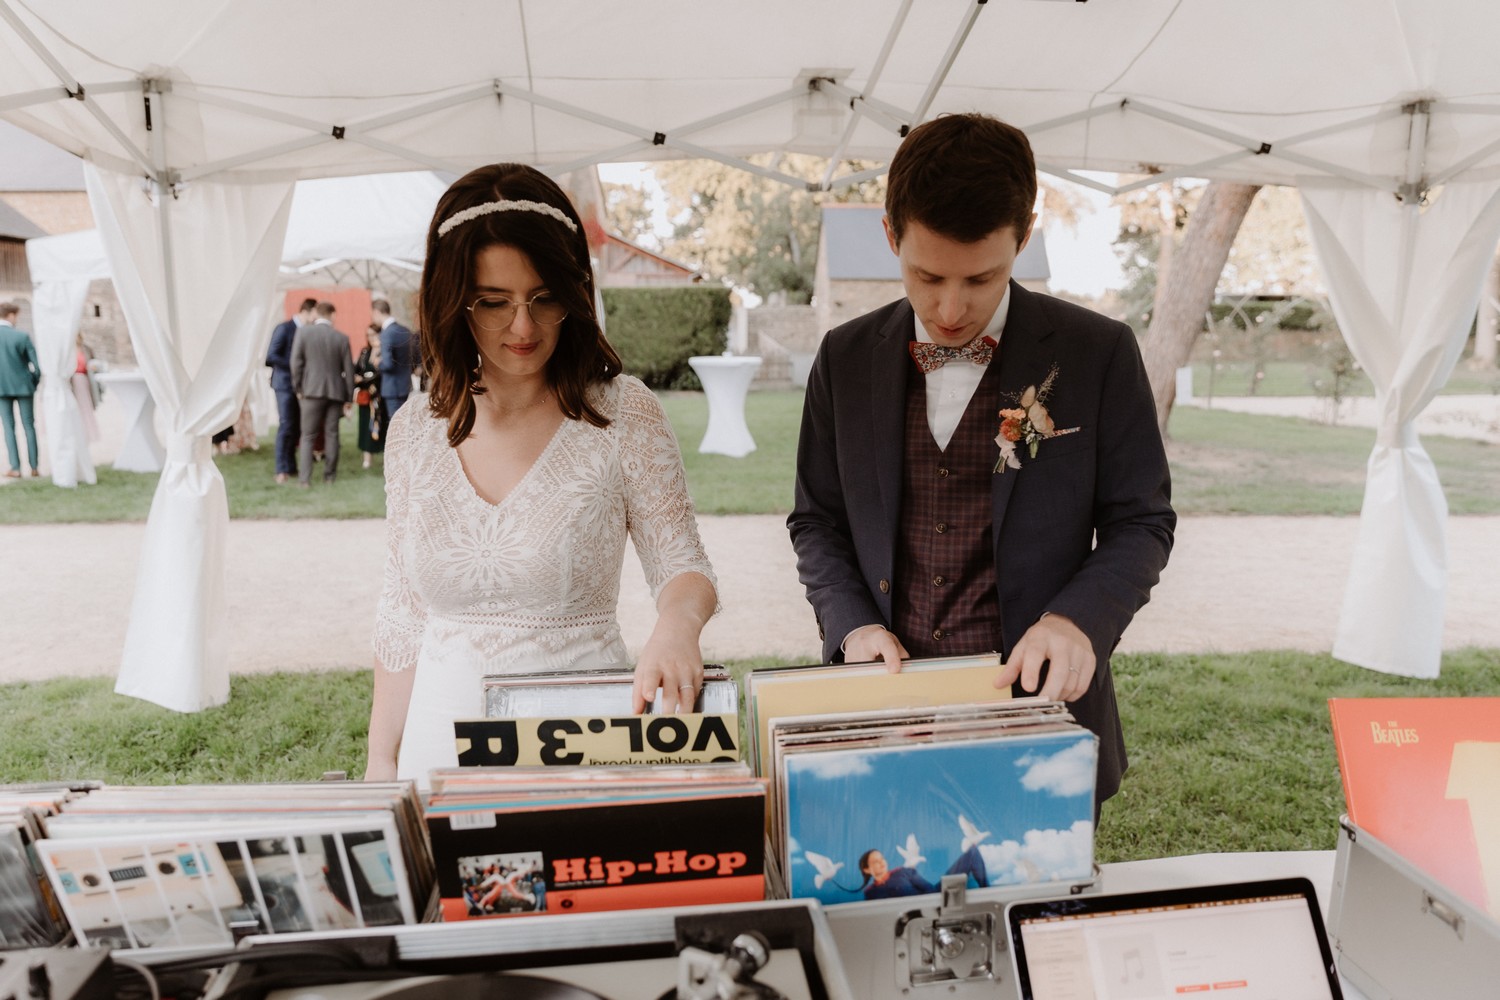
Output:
[893,875,1006,990]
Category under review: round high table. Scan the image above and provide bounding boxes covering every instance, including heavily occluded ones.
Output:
[687,355,762,458]
[96,371,165,473]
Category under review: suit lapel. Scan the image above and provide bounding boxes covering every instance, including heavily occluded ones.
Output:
[870,301,914,550]
[990,283,1055,544]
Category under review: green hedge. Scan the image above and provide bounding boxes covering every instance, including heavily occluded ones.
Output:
[602,286,732,390]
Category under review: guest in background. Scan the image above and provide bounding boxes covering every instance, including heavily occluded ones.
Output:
[72,335,99,444]
[0,302,42,479]
[266,298,317,484]
[291,301,355,487]
[356,325,385,469]
[373,298,414,419]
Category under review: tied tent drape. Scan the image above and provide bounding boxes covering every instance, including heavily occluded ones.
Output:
[1300,180,1500,678]
[85,162,295,712]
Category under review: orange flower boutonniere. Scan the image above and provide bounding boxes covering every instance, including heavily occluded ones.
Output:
[994,364,1081,473]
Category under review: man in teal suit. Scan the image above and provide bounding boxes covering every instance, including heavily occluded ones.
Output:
[0,301,42,479]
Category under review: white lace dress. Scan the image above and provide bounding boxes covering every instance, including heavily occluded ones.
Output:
[373,375,716,787]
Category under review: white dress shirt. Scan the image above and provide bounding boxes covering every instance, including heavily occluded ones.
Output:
[912,285,1012,450]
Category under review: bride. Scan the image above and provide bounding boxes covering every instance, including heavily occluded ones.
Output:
[365,164,718,787]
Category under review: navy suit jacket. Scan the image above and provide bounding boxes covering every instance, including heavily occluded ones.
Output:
[265,319,298,393]
[787,282,1175,799]
[378,321,414,397]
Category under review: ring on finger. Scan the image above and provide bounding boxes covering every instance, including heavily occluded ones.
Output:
[678,683,695,690]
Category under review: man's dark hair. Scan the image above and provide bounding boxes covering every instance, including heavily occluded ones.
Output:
[315,301,336,318]
[298,297,318,313]
[885,113,1037,247]
[371,298,391,316]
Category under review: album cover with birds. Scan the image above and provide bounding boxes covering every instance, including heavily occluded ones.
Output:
[781,727,1096,906]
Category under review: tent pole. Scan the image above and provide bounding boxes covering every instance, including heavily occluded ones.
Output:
[144,81,183,355]
[818,0,915,189]
[910,0,987,125]
[0,1,154,173]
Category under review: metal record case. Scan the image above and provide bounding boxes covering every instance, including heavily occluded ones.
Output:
[823,870,1098,1000]
[1329,818,1500,1000]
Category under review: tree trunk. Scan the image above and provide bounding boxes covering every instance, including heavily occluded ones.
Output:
[1472,248,1499,368]
[1142,181,1261,435]
[1149,184,1177,330]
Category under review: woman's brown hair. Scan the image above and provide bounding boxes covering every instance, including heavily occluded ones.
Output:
[418,164,622,447]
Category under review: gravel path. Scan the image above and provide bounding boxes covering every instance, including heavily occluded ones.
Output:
[3,513,1498,684]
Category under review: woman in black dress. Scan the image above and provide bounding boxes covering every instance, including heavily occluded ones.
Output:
[355,325,385,468]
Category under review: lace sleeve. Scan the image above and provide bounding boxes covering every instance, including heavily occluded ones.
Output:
[372,406,428,671]
[617,378,719,606]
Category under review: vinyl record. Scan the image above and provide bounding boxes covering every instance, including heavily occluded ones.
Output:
[376,973,613,1000]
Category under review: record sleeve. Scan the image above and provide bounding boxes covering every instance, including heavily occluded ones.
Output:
[780,726,1096,906]
[1328,696,1500,918]
[745,653,1009,777]
[483,667,738,717]
[427,786,766,920]
[37,813,416,949]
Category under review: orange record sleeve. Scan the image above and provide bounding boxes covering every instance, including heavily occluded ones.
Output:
[1328,696,1500,917]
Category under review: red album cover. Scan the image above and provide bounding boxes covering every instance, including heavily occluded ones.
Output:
[426,791,765,920]
[1328,696,1500,917]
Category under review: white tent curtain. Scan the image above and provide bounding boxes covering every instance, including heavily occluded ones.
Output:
[24,230,106,488]
[1300,181,1500,678]
[85,162,295,712]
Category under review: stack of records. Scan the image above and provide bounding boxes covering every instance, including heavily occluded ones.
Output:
[425,763,767,920]
[29,780,435,950]
[746,656,1097,907]
[0,782,96,947]
[744,653,1010,779]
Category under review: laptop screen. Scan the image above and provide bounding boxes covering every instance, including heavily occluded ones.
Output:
[1006,877,1343,1000]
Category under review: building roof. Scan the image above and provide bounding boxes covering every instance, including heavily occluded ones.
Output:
[0,120,85,191]
[820,204,1050,282]
[0,198,46,240]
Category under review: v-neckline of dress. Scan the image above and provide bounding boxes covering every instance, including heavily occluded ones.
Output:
[451,415,572,510]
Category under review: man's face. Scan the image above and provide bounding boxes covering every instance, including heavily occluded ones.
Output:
[885,216,1035,348]
[299,308,316,324]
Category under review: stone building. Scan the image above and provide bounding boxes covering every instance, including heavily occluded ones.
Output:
[750,203,1052,388]
[0,120,131,366]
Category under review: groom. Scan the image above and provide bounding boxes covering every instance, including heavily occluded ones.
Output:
[787,113,1175,804]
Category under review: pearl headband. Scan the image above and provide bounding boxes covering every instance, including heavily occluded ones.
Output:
[437,198,580,238]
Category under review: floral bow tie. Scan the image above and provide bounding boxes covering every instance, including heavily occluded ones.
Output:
[909,335,996,374]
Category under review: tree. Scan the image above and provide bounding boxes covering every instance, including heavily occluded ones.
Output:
[602,181,656,248]
[1139,180,1261,434]
[653,155,884,302]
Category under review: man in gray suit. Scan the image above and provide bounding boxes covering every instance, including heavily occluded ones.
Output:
[290,301,355,486]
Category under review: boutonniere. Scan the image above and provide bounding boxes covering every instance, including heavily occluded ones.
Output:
[994,364,1082,473]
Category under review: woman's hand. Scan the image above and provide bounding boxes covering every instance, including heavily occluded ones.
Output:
[363,756,397,782]
[631,572,717,714]
[633,618,705,715]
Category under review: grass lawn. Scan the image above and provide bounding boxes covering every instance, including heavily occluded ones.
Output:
[3,389,1499,522]
[4,649,1496,862]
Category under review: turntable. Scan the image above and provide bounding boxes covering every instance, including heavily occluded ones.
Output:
[204,899,853,1000]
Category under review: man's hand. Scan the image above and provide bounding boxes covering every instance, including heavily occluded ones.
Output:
[995,614,1094,701]
[843,624,910,673]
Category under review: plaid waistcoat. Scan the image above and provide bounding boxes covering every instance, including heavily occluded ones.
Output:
[893,362,1003,658]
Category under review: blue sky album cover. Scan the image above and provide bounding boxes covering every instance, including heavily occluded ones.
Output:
[783,729,1096,905]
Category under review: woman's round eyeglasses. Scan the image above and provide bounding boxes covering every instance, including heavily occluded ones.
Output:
[467,293,568,331]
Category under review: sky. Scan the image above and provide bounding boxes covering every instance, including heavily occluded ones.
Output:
[596,162,1126,298]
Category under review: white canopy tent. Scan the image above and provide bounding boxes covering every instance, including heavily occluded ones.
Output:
[3,0,1498,707]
